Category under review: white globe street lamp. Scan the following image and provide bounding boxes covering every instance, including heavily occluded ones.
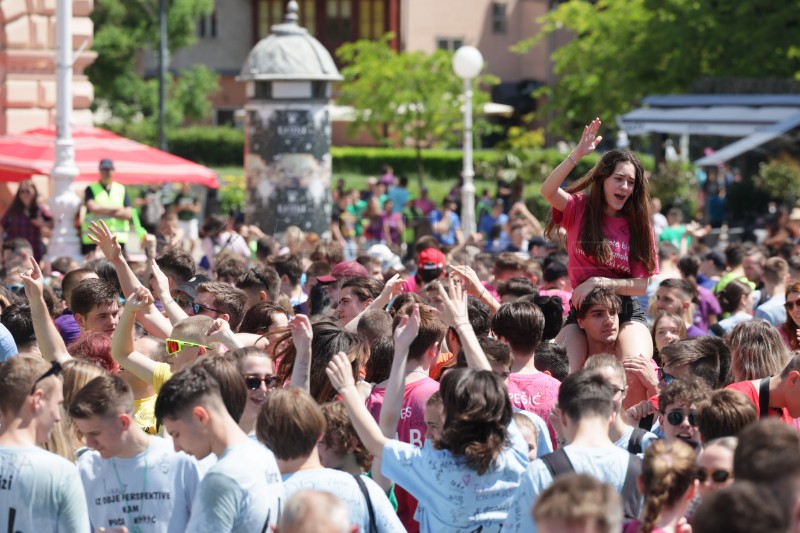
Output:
[452,45,484,240]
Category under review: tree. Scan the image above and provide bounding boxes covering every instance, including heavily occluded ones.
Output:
[336,35,498,186]
[516,0,800,139]
[88,0,219,133]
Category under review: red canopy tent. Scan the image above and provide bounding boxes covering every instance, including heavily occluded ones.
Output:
[0,127,219,188]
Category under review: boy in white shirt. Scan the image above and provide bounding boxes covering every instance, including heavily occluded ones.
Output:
[70,374,200,533]
[0,356,90,532]
[154,362,284,533]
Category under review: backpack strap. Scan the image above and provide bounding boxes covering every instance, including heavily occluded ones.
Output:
[759,376,772,420]
[627,427,647,455]
[352,474,378,533]
[621,454,643,520]
[540,448,576,478]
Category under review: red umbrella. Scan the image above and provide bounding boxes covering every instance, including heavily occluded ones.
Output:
[0,127,219,188]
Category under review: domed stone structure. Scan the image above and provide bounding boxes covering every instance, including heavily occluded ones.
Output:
[239,1,341,236]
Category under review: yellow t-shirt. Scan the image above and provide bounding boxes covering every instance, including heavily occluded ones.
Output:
[133,394,158,436]
[153,362,173,394]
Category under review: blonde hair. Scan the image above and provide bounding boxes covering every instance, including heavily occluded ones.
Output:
[44,360,107,461]
[727,320,790,381]
[639,440,697,533]
[171,315,220,354]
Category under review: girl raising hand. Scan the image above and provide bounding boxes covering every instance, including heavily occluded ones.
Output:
[542,118,658,374]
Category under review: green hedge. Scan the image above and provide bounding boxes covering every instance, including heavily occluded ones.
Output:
[168,127,245,167]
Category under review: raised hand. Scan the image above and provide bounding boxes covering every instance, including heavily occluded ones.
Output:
[448,264,482,297]
[377,274,405,305]
[87,220,123,261]
[435,274,469,329]
[150,259,171,301]
[19,256,44,301]
[205,318,233,344]
[394,303,420,351]
[125,286,154,313]
[573,118,603,159]
[326,351,356,393]
[289,314,313,357]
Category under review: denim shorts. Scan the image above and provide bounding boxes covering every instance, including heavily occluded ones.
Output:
[564,295,648,327]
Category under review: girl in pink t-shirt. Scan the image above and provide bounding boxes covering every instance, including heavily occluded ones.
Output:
[541,118,658,371]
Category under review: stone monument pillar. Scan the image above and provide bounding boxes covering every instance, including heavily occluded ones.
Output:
[238,0,342,237]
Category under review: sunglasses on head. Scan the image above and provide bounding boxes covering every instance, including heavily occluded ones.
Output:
[192,302,225,315]
[31,361,62,394]
[165,338,209,357]
[696,468,731,483]
[785,300,800,311]
[244,374,282,391]
[666,410,697,427]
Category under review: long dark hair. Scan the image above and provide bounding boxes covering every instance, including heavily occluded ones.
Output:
[436,368,512,475]
[782,281,800,351]
[8,180,41,216]
[545,150,656,273]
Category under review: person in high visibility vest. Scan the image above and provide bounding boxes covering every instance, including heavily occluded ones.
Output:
[81,159,133,255]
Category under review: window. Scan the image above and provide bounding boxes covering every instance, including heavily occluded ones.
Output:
[436,38,464,52]
[492,2,507,34]
[358,0,385,39]
[326,0,354,42]
[198,8,218,38]
[258,0,284,39]
[215,109,237,127]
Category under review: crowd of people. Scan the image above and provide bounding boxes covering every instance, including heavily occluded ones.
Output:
[2,118,800,533]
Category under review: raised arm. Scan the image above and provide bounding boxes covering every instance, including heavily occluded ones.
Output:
[88,220,173,338]
[150,258,189,325]
[449,264,501,315]
[20,256,71,364]
[371,305,420,491]
[326,351,389,458]
[540,118,603,212]
[379,305,420,437]
[436,277,492,371]
[111,287,161,385]
[288,314,313,392]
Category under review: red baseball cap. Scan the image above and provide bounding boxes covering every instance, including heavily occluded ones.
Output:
[316,261,370,284]
[418,248,446,270]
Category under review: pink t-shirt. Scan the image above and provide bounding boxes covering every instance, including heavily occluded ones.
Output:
[506,372,561,444]
[366,377,440,447]
[538,288,572,316]
[552,193,659,288]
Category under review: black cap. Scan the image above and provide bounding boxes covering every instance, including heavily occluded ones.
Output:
[175,274,211,300]
[99,158,114,170]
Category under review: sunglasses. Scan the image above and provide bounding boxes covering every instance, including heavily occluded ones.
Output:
[31,361,62,394]
[659,369,676,385]
[666,410,697,427]
[165,338,209,357]
[785,300,800,311]
[696,468,732,483]
[192,302,225,315]
[244,374,282,391]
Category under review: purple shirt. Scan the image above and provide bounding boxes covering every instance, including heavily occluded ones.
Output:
[687,324,706,338]
[55,310,81,345]
[693,286,721,332]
